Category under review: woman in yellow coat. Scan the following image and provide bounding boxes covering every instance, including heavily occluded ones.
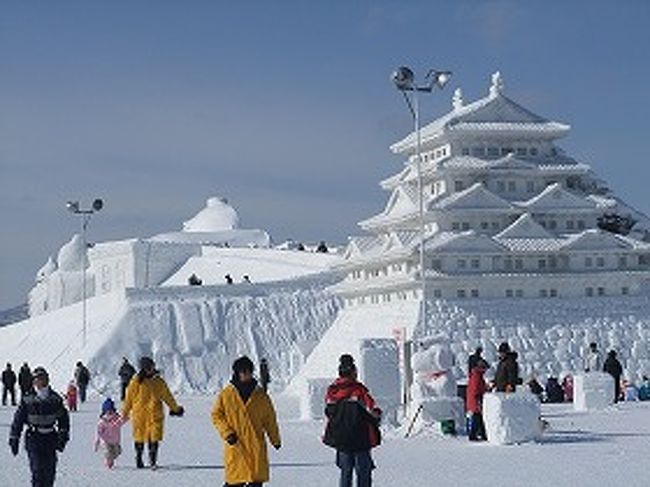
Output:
[121,357,184,470]
[212,356,281,486]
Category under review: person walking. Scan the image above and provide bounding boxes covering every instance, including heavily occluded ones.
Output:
[9,366,70,487]
[494,343,519,393]
[603,350,624,403]
[118,358,136,402]
[212,356,281,487]
[2,363,17,406]
[94,398,126,469]
[584,342,602,372]
[121,356,184,470]
[466,359,489,441]
[323,354,382,487]
[74,362,91,404]
[260,358,271,393]
[18,363,32,399]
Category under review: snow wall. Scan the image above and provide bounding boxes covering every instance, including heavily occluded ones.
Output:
[0,274,342,396]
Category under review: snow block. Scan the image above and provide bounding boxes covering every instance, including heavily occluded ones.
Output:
[306,378,332,420]
[420,397,465,426]
[483,392,541,445]
[573,373,615,411]
[359,339,400,416]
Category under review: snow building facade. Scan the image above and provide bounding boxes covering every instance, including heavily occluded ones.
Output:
[333,72,650,304]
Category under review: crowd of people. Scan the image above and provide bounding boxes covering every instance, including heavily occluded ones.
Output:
[4,340,649,486]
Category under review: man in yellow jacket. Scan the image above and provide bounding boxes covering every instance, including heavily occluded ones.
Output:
[212,356,281,487]
[122,357,184,470]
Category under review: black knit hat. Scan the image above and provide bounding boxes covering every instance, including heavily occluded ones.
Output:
[32,366,49,380]
[498,342,511,354]
[338,354,356,377]
[232,356,254,374]
[139,356,155,370]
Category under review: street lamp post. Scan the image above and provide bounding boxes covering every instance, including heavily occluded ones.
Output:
[66,198,104,347]
[391,66,451,355]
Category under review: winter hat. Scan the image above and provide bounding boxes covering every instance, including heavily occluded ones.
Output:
[102,397,116,414]
[139,356,155,371]
[232,356,254,374]
[32,366,49,380]
[498,342,511,354]
[338,354,356,377]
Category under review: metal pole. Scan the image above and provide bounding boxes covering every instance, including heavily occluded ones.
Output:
[81,214,88,348]
[413,90,427,330]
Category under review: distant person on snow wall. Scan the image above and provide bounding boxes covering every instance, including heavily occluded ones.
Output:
[9,366,70,487]
[121,357,184,470]
[323,354,382,487]
[260,358,271,393]
[212,356,281,487]
[74,362,91,404]
[118,358,136,402]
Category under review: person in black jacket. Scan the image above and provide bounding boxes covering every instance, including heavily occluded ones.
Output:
[323,355,382,487]
[74,362,90,404]
[2,363,17,406]
[544,377,564,403]
[118,358,136,401]
[494,343,519,393]
[18,363,32,399]
[603,350,624,403]
[467,347,483,374]
[9,366,70,487]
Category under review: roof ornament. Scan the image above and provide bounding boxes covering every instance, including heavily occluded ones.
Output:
[489,71,504,97]
[452,88,464,110]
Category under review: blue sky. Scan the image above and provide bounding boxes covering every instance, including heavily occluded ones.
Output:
[1,0,649,308]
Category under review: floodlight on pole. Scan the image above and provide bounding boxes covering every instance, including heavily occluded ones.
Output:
[391,66,452,407]
[65,198,104,347]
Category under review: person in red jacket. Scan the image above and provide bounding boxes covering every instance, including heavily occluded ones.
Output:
[466,359,489,441]
[323,354,381,487]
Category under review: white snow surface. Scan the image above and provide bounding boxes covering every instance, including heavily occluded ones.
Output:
[1,397,648,486]
[162,247,341,286]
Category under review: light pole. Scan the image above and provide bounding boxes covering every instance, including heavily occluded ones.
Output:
[391,66,451,334]
[66,198,104,347]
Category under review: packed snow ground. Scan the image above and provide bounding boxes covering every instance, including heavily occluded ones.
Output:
[1,397,648,486]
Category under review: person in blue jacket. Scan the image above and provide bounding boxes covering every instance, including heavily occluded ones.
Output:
[9,366,70,487]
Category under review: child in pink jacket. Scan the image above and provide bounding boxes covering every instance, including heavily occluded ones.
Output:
[94,397,125,469]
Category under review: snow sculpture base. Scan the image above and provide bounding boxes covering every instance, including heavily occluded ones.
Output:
[573,373,615,411]
[407,397,464,436]
[483,392,541,445]
[360,339,400,424]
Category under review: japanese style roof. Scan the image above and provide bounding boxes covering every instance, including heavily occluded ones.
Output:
[429,183,514,211]
[495,213,554,239]
[517,183,597,211]
[390,72,570,154]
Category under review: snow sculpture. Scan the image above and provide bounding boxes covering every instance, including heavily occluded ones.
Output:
[183,197,240,232]
[573,372,615,411]
[452,88,463,110]
[409,335,464,433]
[483,392,542,445]
[57,234,87,272]
[35,256,57,283]
[360,339,400,424]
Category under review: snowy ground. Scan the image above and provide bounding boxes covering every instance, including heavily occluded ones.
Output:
[1,396,648,486]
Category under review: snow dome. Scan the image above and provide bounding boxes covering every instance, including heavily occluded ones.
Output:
[182,197,240,233]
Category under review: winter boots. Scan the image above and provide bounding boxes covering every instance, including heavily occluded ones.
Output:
[135,441,159,469]
[135,442,145,469]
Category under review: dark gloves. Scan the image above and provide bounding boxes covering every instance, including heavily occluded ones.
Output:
[56,433,68,453]
[226,433,237,445]
[170,406,185,417]
[272,443,281,450]
[9,438,19,456]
